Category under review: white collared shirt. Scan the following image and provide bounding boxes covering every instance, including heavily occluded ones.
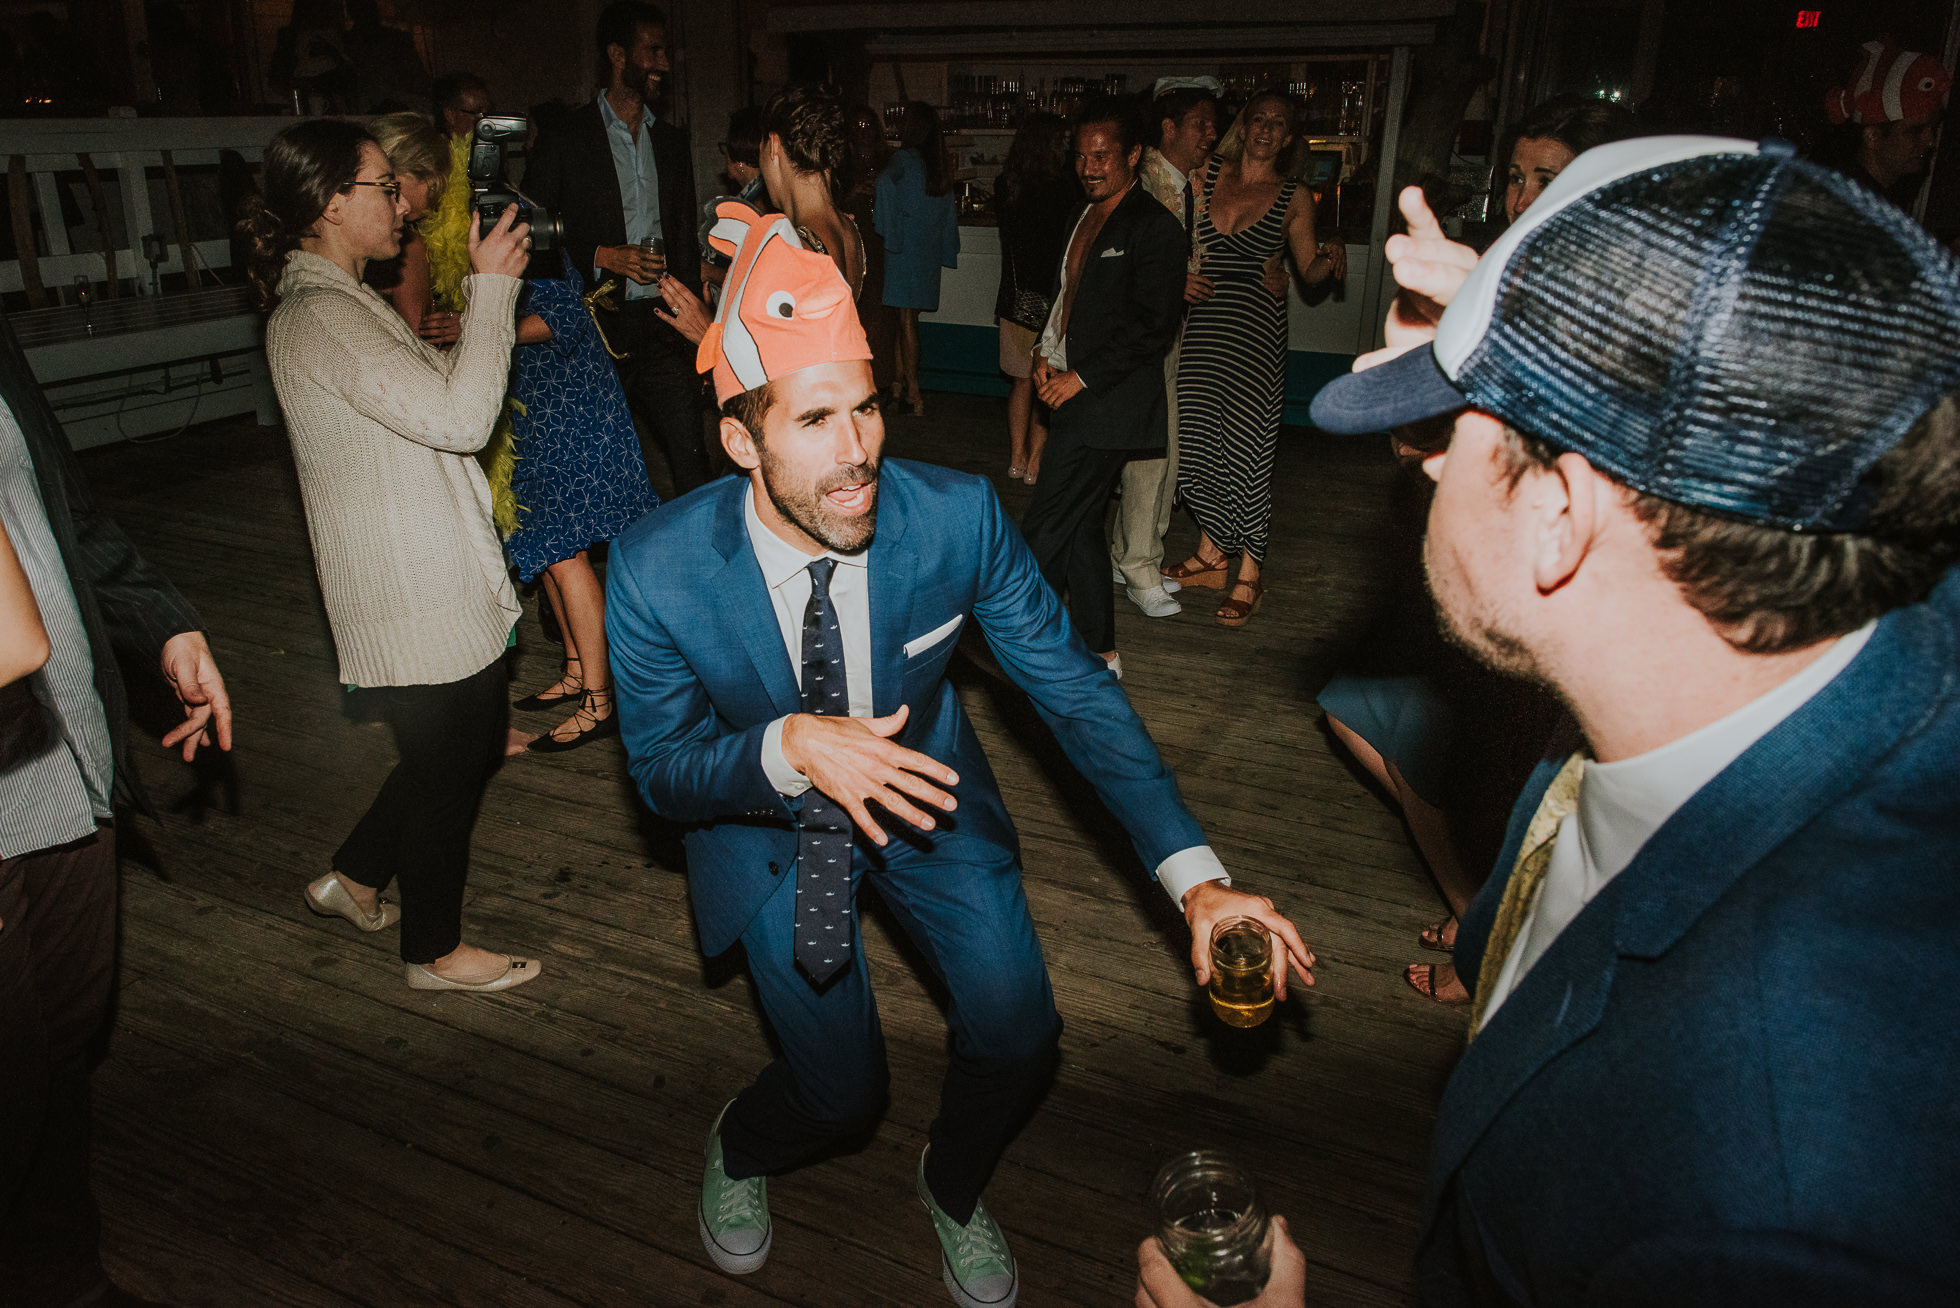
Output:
[1478,621,1877,1028]
[746,486,873,798]
[743,482,1229,906]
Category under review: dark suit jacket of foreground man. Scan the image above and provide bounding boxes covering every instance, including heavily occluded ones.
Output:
[1422,568,1960,1307]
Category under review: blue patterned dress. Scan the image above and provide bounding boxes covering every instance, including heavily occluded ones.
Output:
[505,256,660,581]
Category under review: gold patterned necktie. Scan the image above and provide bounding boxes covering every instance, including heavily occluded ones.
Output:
[1467,752,1587,1040]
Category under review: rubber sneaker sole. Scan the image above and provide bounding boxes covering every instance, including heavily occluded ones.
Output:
[699,1208,772,1275]
[940,1256,1017,1308]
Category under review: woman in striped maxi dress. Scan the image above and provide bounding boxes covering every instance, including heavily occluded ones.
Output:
[1168,92,1343,625]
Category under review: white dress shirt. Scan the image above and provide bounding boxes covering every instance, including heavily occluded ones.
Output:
[743,485,1229,905]
[1478,621,1876,1028]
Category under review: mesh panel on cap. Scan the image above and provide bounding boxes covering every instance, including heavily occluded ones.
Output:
[1455,153,1960,529]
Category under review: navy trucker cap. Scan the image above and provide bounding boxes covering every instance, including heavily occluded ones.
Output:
[1310,136,1960,531]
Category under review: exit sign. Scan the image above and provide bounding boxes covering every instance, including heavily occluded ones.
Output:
[1796,10,1821,26]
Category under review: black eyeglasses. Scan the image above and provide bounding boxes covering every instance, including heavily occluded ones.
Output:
[345,179,402,200]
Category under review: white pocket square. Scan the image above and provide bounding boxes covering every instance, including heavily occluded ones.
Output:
[1100,247,1126,258]
[903,614,964,658]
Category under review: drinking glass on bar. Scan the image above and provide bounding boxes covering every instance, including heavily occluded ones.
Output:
[1208,917,1275,1028]
[1151,1151,1273,1306]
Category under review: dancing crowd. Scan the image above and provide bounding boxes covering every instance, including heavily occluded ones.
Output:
[3,6,1959,1306]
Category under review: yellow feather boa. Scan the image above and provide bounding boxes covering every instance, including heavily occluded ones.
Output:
[425,137,522,535]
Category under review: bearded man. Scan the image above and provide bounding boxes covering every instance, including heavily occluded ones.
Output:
[606,205,1312,1308]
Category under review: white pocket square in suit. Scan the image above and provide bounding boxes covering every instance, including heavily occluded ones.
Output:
[903,614,964,658]
[1100,247,1126,258]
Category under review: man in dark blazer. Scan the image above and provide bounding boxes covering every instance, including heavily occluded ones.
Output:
[608,210,1311,1307]
[1023,99,1187,673]
[523,0,708,493]
[1172,139,1959,1307]
[0,314,232,1306]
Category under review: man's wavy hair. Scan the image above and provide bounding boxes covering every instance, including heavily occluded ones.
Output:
[1495,391,1960,652]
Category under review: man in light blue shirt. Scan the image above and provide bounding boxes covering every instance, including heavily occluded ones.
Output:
[524,2,709,493]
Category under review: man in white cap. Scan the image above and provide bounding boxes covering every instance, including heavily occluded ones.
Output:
[607,203,1313,1308]
[1141,136,1960,1306]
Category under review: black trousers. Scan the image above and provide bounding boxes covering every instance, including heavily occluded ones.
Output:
[334,658,508,964]
[609,301,711,497]
[1019,424,1132,655]
[0,826,118,1308]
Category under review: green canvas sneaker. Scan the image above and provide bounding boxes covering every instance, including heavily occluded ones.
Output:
[699,1101,771,1274]
[917,1148,1018,1308]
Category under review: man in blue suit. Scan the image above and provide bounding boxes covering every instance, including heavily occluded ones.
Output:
[1139,138,1960,1307]
[607,207,1312,1308]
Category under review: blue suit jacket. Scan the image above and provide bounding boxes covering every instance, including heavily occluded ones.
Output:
[1419,570,1960,1307]
[605,460,1206,956]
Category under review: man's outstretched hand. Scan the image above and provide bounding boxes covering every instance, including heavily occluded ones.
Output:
[1181,880,1315,999]
[781,704,960,846]
[159,631,232,761]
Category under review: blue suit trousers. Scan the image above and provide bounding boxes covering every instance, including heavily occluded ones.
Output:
[720,839,1063,1224]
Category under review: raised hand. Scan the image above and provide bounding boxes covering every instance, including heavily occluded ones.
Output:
[468,203,532,279]
[1355,186,1479,372]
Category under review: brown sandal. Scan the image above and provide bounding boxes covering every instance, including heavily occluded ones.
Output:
[1216,578,1263,627]
[1419,916,1458,953]
[1162,553,1229,590]
[1404,961,1470,1005]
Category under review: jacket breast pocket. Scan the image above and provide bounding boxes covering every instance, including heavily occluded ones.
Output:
[901,613,965,688]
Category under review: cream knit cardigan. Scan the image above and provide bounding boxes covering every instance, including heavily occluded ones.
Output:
[265,251,523,688]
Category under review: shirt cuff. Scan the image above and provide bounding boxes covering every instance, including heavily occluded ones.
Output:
[761,716,814,797]
[1155,846,1229,907]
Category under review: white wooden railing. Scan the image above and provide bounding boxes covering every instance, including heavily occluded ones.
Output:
[4,117,291,448]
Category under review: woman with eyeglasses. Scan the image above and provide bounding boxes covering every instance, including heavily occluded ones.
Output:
[240,118,543,993]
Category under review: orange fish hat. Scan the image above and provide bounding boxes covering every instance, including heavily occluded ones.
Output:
[697,199,872,405]
[1826,40,1952,125]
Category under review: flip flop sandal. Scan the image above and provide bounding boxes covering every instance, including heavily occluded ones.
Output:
[1404,961,1471,1006]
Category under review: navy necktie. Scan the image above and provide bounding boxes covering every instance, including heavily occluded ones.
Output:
[795,558,853,985]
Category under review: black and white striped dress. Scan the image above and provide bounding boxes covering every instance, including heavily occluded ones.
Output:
[1176,157,1296,567]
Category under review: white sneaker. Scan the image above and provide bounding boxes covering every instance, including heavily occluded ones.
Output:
[1125,584,1182,618]
[1104,653,1124,680]
[1110,563,1127,587]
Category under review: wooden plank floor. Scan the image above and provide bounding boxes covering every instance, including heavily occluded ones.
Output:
[82,397,1473,1307]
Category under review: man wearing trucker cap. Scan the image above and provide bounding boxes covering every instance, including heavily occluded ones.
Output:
[1139,137,1960,1306]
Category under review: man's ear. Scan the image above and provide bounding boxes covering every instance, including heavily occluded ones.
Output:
[720,416,760,472]
[1533,451,1603,595]
[607,42,626,79]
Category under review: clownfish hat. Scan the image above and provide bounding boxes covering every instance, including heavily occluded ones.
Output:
[697,200,872,405]
[1826,40,1952,125]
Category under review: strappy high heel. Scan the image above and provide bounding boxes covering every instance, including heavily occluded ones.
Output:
[526,687,619,753]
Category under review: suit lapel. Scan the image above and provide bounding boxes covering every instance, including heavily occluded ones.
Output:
[1425,600,1951,1229]
[867,468,915,718]
[710,482,800,718]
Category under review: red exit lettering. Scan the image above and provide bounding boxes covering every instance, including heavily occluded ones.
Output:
[1796,10,1821,27]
